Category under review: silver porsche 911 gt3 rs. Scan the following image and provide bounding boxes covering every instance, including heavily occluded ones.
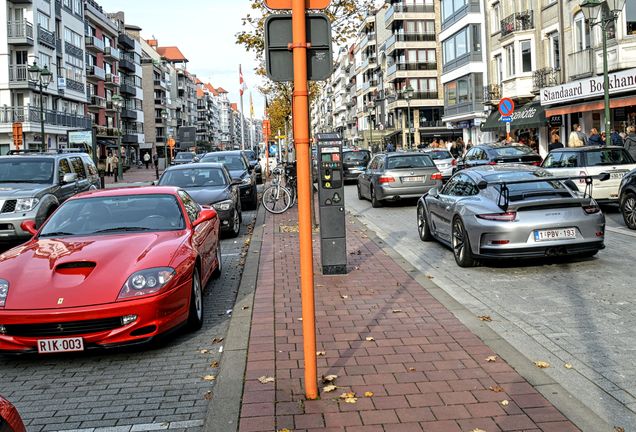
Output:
[416,165,607,267]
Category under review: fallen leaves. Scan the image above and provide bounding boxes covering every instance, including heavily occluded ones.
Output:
[407,367,416,372]
[564,363,573,369]
[322,374,338,383]
[322,384,338,393]
[478,315,493,322]
[212,337,224,344]
[340,294,349,299]
[277,429,291,432]
[470,429,487,432]
[614,427,625,432]
[534,361,550,369]
[489,385,505,393]
[485,355,498,362]
[339,392,357,403]
[241,305,250,310]
[426,274,434,279]
[210,361,219,368]
[200,349,209,354]
[258,376,275,384]
[365,336,375,342]
[500,399,509,406]
[316,351,326,356]
[204,391,213,400]
[364,391,374,397]
[203,375,216,381]
[392,309,403,313]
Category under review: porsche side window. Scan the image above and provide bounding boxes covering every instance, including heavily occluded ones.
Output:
[453,174,479,196]
[441,177,459,195]
[178,191,200,223]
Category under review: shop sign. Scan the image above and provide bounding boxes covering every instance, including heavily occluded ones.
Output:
[541,67,636,106]
[548,115,563,127]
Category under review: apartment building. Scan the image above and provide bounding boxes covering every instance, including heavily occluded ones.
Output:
[1,0,90,153]
[439,0,492,144]
[217,87,232,149]
[196,82,221,148]
[355,10,378,148]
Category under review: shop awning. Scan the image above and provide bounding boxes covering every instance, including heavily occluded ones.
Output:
[481,101,547,131]
[545,95,636,116]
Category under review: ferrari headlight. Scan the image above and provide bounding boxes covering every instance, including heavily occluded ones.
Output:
[241,177,252,186]
[213,200,233,211]
[0,279,9,308]
[118,267,175,300]
[15,198,40,212]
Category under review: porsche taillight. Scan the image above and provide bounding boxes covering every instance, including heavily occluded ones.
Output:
[476,212,517,222]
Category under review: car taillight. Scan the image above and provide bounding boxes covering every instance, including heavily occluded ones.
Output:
[451,159,457,166]
[431,172,443,181]
[379,176,395,184]
[531,161,541,166]
[582,204,601,214]
[476,211,517,222]
[487,161,497,165]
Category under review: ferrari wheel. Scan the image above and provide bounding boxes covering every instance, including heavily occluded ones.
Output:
[452,217,477,268]
[212,243,222,279]
[187,267,204,330]
[417,204,432,241]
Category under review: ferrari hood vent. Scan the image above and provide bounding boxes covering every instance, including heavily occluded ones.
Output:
[55,261,97,270]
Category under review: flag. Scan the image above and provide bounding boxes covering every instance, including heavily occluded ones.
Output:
[239,65,247,97]
[250,93,255,118]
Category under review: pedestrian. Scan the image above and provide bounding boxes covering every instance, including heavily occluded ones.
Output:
[386,142,395,152]
[450,141,462,158]
[611,129,624,146]
[111,153,119,178]
[465,139,473,152]
[601,131,607,145]
[588,128,603,146]
[624,126,636,161]
[575,124,589,145]
[568,124,583,147]
[106,152,114,176]
[143,152,151,169]
[549,133,564,151]
[153,153,159,169]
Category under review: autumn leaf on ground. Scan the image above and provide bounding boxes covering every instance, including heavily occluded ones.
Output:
[204,391,213,400]
[340,294,349,299]
[316,284,324,287]
[426,274,434,279]
[392,309,403,313]
[258,376,275,384]
[489,385,504,393]
[564,363,573,369]
[500,399,509,406]
[322,374,338,383]
[322,384,337,393]
[212,337,224,344]
[200,349,209,354]
[241,305,249,310]
[210,361,219,368]
[297,317,303,321]
[203,375,216,381]
[534,361,550,369]
[408,367,416,372]
[339,392,356,399]
[470,429,486,432]
[364,391,374,397]
[365,336,375,341]
[485,355,498,362]
[614,427,625,432]
[478,315,493,322]
[277,429,291,432]
[344,396,357,403]
[316,351,326,356]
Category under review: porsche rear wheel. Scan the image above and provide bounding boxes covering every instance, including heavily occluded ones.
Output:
[452,217,478,268]
[417,204,432,241]
[187,267,204,330]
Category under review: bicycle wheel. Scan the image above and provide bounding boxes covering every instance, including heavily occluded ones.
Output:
[288,181,297,207]
[262,185,292,214]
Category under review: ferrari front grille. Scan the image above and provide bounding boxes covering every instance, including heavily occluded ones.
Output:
[4,317,124,337]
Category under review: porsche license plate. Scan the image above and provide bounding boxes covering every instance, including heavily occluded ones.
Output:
[37,337,84,354]
[534,228,576,242]
[402,176,424,182]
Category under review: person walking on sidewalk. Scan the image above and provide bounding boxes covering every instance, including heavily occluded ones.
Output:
[143,152,151,169]
[153,153,159,169]
[588,128,603,146]
[106,153,114,177]
[624,126,636,161]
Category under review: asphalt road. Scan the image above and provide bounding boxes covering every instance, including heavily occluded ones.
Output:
[0,208,257,432]
[343,185,636,429]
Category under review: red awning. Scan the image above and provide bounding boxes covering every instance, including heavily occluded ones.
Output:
[545,95,636,116]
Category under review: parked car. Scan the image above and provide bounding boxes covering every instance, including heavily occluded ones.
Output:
[242,149,263,184]
[0,187,221,353]
[542,146,636,203]
[417,165,606,267]
[0,395,25,432]
[420,148,455,180]
[455,144,542,172]
[200,151,258,210]
[158,163,243,237]
[0,152,100,242]
[171,151,196,165]
[357,152,442,208]
[342,149,372,182]
[619,168,636,229]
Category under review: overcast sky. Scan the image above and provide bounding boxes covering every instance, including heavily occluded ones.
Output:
[100,0,266,118]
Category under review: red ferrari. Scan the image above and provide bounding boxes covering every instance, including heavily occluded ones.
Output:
[0,187,221,354]
[0,395,25,432]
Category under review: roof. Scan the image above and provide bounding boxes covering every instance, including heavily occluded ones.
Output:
[196,88,204,98]
[195,77,203,85]
[216,87,228,94]
[230,103,238,111]
[204,83,218,96]
[156,46,188,62]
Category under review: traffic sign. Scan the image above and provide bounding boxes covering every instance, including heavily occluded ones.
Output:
[501,116,512,123]
[498,98,515,117]
[264,0,331,9]
[167,136,175,149]
[12,122,23,150]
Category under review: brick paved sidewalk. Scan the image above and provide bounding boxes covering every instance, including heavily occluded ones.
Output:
[237,207,580,432]
[104,165,161,188]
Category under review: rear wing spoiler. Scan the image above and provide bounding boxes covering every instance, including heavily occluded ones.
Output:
[477,173,611,211]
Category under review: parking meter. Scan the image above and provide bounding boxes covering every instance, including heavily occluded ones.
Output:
[316,133,347,275]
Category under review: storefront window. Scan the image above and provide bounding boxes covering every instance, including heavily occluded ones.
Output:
[627,1,636,35]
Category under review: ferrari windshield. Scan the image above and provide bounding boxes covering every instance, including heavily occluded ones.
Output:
[39,194,186,237]
[0,159,54,184]
[159,167,228,188]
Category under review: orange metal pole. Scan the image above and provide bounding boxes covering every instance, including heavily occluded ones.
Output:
[291,0,318,400]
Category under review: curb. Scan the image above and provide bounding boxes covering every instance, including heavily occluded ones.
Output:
[204,205,265,432]
[355,216,611,432]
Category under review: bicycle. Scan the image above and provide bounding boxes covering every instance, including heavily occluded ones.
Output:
[262,165,294,214]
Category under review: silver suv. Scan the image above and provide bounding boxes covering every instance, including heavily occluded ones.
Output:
[0,151,100,241]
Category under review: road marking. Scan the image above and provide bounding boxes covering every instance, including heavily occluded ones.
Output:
[606,226,636,238]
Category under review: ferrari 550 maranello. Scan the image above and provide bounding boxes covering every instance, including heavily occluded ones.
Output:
[0,187,221,354]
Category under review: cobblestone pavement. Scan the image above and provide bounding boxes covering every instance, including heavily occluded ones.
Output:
[344,185,636,429]
[0,209,257,432]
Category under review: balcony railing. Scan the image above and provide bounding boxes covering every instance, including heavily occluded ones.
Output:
[388,62,437,76]
[533,67,562,92]
[398,90,439,100]
[87,65,106,81]
[500,11,534,38]
[7,20,34,43]
[65,41,83,58]
[483,84,502,102]
[0,106,91,129]
[119,57,135,72]
[104,46,121,60]
[8,65,29,84]
[386,32,436,51]
[85,35,105,52]
[120,81,136,95]
[88,95,106,109]
[38,26,56,49]
[385,3,435,23]
[118,33,135,50]
[105,73,120,86]
[568,48,594,80]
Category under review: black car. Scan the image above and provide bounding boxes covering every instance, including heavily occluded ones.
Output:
[342,149,371,181]
[619,168,636,230]
[171,151,196,165]
[200,151,258,210]
[242,149,263,184]
[455,144,542,172]
[158,163,242,237]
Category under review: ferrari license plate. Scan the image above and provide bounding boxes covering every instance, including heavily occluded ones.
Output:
[534,228,576,242]
[402,176,424,182]
[37,337,84,354]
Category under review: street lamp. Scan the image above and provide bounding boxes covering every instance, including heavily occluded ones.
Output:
[580,0,626,136]
[111,93,124,181]
[28,62,53,151]
[161,109,168,167]
[366,100,375,150]
[402,85,414,149]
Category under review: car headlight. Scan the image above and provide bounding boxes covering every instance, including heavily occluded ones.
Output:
[16,198,40,212]
[241,177,252,186]
[117,267,176,300]
[0,279,9,308]
[213,200,233,212]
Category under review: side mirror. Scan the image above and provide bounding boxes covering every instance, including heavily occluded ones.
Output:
[428,188,439,198]
[62,173,78,184]
[151,180,158,186]
[193,208,217,227]
[20,220,38,236]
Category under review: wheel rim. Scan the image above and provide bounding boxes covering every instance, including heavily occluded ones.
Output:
[233,210,240,233]
[417,207,425,237]
[193,274,202,320]
[452,220,465,261]
[624,196,636,227]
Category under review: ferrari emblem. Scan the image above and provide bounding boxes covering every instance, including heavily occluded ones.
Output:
[57,298,64,305]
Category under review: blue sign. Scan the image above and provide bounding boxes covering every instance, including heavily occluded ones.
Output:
[501,116,512,123]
